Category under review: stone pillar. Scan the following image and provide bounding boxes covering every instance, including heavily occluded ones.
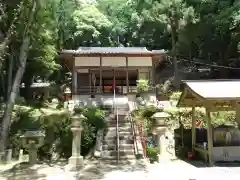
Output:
[29,146,38,165]
[154,127,167,162]
[152,112,170,162]
[67,113,85,171]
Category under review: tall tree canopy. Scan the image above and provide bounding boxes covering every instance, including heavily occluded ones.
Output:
[0,0,239,152]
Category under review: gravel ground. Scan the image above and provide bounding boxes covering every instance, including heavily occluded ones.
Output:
[1,159,240,180]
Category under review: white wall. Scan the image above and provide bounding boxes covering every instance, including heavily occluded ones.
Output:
[75,57,100,66]
[102,57,126,66]
[128,57,152,66]
[74,56,152,67]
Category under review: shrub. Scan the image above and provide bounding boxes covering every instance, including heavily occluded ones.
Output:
[9,105,107,159]
[169,91,182,101]
[133,106,157,135]
[164,107,237,129]
[146,147,159,163]
[136,79,149,93]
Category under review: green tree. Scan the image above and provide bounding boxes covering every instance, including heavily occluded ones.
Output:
[0,0,39,153]
[152,0,198,87]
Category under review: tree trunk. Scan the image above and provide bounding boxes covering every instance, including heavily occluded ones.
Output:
[7,51,14,98]
[0,0,37,153]
[0,37,30,153]
[171,28,179,88]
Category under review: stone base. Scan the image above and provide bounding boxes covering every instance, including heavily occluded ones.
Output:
[94,151,101,158]
[67,156,84,171]
[157,154,170,163]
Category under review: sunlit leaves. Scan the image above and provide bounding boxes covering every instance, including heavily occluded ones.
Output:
[152,0,198,32]
[73,5,112,38]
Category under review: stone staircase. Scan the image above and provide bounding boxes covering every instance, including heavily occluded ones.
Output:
[66,95,142,161]
[101,101,136,161]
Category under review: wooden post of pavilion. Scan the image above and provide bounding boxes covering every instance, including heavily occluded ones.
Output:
[191,105,196,150]
[205,106,213,166]
[235,102,240,127]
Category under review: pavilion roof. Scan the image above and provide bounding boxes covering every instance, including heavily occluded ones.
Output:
[177,79,240,107]
[60,47,165,56]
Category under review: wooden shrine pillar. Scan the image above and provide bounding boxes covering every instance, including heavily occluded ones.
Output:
[100,56,102,93]
[126,57,129,93]
[205,107,214,166]
[72,58,77,94]
[89,69,91,95]
[191,106,196,150]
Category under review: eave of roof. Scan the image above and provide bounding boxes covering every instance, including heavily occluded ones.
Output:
[60,47,166,56]
[177,79,240,107]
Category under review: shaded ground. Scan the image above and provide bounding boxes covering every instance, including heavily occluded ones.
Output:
[1,158,240,180]
[0,159,148,180]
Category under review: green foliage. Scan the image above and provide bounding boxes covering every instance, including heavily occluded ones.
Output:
[164,107,237,129]
[169,91,182,101]
[83,108,107,130]
[136,79,149,93]
[146,147,159,163]
[133,106,157,134]
[9,105,107,158]
[140,106,157,118]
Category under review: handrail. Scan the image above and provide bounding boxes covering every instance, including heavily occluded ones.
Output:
[129,112,144,158]
[112,85,120,164]
[116,107,119,164]
[129,112,138,154]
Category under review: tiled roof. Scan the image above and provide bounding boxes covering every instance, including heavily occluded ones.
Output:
[177,79,240,107]
[183,79,240,99]
[61,47,165,55]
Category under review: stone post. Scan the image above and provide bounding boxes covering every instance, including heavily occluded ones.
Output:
[68,113,85,171]
[28,145,38,165]
[151,112,170,162]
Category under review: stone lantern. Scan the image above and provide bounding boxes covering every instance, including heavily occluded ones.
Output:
[67,111,86,171]
[64,87,72,101]
[20,131,45,164]
[151,111,170,162]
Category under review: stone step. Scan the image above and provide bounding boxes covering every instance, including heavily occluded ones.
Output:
[102,144,134,151]
[106,117,129,121]
[101,150,135,157]
[99,159,137,165]
[102,138,134,145]
[105,130,132,137]
[101,155,136,160]
[104,135,133,140]
[105,114,129,120]
[107,126,132,132]
[107,122,132,127]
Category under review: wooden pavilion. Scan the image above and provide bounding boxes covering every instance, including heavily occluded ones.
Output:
[177,79,240,166]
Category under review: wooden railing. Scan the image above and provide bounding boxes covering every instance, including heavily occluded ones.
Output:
[73,85,138,94]
[72,85,156,95]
